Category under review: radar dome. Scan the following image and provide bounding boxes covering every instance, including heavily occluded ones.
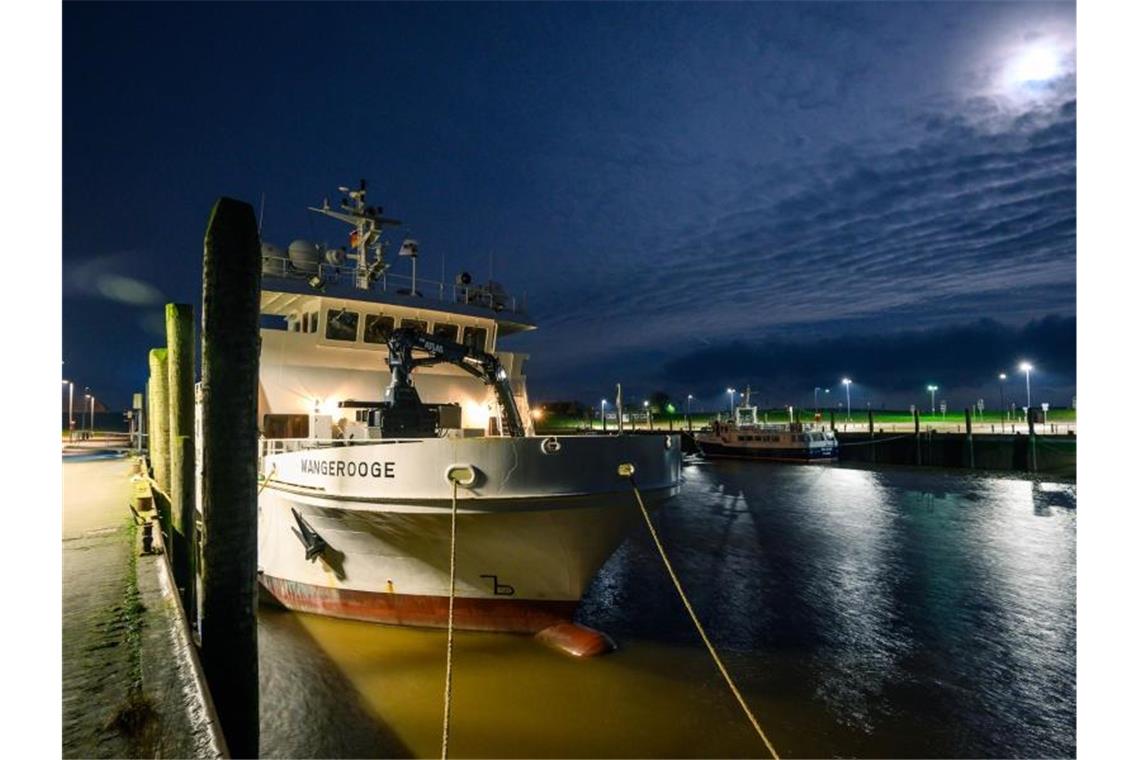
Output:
[288,240,320,273]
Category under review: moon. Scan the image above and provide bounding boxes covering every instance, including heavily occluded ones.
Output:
[1003,41,1065,89]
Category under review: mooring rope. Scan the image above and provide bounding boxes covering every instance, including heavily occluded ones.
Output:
[838,434,913,447]
[620,464,780,760]
[440,477,459,760]
[257,464,277,494]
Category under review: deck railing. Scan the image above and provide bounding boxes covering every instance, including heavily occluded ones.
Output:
[260,256,526,316]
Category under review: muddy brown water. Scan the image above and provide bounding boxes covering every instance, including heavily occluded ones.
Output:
[259,460,1075,758]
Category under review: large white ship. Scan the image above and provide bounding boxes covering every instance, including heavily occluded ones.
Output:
[255,181,681,655]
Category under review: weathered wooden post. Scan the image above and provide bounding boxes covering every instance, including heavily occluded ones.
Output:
[913,407,921,466]
[868,409,876,464]
[167,303,196,606]
[965,407,975,469]
[1027,408,1038,473]
[198,197,262,758]
[147,348,171,537]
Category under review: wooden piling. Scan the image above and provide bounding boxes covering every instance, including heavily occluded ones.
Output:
[198,197,262,759]
[166,303,196,607]
[868,410,876,464]
[147,348,171,537]
[965,407,975,469]
[1028,409,1038,473]
[913,408,921,466]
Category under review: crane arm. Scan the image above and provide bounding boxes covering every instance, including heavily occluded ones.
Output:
[386,327,526,437]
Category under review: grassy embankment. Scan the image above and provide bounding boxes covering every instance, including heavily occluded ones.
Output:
[535,407,1075,433]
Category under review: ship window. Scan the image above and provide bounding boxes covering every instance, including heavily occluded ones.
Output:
[400,318,428,333]
[325,309,359,341]
[363,314,395,344]
[462,326,488,353]
[433,322,459,343]
[261,314,288,331]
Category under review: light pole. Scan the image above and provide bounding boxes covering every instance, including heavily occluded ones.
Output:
[927,385,938,415]
[601,399,607,433]
[89,395,96,434]
[686,394,693,431]
[643,399,651,430]
[814,387,821,414]
[82,390,90,433]
[998,373,1007,430]
[841,378,852,422]
[1019,362,1033,410]
[726,387,736,417]
[63,380,74,440]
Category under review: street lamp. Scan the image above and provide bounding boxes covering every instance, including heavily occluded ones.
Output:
[726,387,736,417]
[600,399,607,433]
[927,385,938,415]
[841,378,852,422]
[1019,362,1033,410]
[686,393,693,431]
[82,390,90,433]
[63,379,74,439]
[998,373,1007,430]
[88,395,96,434]
[814,386,821,414]
[643,399,652,430]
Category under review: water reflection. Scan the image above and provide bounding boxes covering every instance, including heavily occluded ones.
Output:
[260,462,1076,758]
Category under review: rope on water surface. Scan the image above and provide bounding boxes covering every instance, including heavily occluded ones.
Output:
[440,477,459,760]
[620,464,780,760]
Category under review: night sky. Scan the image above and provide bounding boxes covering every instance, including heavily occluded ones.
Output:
[63,1,1075,413]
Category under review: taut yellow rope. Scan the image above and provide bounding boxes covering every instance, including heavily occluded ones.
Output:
[441,478,459,759]
[621,464,780,760]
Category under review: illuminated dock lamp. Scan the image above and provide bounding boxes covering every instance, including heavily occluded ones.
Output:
[531,407,545,422]
[842,378,852,421]
[927,385,938,415]
[1019,362,1034,408]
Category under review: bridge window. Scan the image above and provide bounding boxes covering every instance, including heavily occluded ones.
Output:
[433,322,459,343]
[364,314,395,344]
[462,326,488,353]
[325,309,359,341]
[401,318,428,333]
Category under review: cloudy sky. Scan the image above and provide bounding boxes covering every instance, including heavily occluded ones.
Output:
[63,2,1075,412]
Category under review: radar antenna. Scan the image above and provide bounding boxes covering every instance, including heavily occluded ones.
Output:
[308,178,402,289]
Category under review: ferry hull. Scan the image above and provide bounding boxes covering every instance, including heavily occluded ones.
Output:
[697,439,837,463]
[256,435,681,638]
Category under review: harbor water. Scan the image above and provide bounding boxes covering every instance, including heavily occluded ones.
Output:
[258,460,1075,758]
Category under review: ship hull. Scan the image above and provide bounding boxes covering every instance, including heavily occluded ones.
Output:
[256,435,680,634]
[696,438,837,463]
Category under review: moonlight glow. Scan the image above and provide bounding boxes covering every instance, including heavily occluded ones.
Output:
[1005,42,1064,87]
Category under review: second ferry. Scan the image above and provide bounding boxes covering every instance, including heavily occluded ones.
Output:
[695,388,839,463]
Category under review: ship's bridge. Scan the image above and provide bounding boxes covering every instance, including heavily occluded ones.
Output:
[257,263,537,438]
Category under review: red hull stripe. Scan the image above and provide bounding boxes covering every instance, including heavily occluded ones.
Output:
[260,574,579,634]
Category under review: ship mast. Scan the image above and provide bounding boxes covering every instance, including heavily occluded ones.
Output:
[308,179,402,290]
